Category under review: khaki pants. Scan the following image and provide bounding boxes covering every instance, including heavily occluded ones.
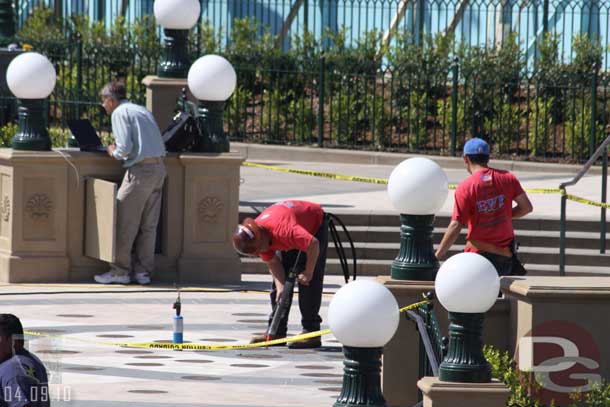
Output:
[110,161,166,276]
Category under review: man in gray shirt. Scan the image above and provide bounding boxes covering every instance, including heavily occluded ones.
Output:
[94,81,167,285]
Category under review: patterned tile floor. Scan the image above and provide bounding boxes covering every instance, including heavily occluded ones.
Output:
[0,275,363,407]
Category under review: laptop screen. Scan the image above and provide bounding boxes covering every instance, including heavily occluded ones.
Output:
[67,120,104,148]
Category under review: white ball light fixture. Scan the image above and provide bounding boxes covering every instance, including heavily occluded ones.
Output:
[187,55,237,101]
[435,252,500,313]
[387,157,449,215]
[6,52,56,99]
[154,0,200,29]
[328,279,399,348]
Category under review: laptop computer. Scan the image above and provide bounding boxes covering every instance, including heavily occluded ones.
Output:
[67,119,108,152]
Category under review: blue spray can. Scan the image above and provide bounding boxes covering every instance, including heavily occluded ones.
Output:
[173,289,183,350]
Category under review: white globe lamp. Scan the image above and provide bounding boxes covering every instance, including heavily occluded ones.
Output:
[328,279,399,406]
[187,55,236,102]
[154,0,200,78]
[186,55,237,153]
[6,52,55,150]
[387,157,449,281]
[435,252,499,383]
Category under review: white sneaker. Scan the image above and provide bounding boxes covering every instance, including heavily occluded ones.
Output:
[133,272,151,285]
[94,271,130,284]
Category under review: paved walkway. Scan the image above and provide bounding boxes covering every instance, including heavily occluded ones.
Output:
[8,146,607,406]
[239,158,606,220]
[8,275,354,407]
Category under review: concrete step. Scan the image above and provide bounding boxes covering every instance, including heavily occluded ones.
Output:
[324,242,610,267]
[335,227,610,249]
[240,258,610,277]
[239,210,610,233]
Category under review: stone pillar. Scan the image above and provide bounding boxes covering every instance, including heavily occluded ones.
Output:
[379,277,511,407]
[0,149,243,284]
[178,152,243,283]
[142,75,196,131]
[417,377,510,407]
[0,150,70,282]
[502,276,610,405]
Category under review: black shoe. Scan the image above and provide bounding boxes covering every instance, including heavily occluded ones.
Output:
[250,333,286,346]
[288,332,322,349]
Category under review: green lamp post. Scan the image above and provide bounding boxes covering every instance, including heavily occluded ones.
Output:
[154,0,200,78]
[328,279,400,407]
[187,54,236,153]
[0,0,15,45]
[6,52,56,151]
[435,252,500,382]
[387,157,449,281]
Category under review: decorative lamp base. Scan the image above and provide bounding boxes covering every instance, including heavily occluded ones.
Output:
[334,346,386,407]
[439,312,491,383]
[157,29,191,78]
[12,99,52,151]
[193,100,229,153]
[391,214,439,281]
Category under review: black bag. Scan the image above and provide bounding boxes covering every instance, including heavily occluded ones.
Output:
[162,111,197,152]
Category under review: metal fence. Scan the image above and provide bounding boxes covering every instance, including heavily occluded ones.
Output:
[3,1,610,161]
[14,0,610,69]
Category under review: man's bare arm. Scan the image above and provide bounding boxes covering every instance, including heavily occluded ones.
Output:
[435,220,463,261]
[512,193,533,219]
[265,255,285,285]
[298,237,319,286]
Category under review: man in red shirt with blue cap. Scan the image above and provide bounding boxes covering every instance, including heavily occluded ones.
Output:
[435,138,533,275]
[232,200,328,349]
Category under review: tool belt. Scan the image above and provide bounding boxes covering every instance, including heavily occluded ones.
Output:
[466,240,512,257]
[467,239,527,276]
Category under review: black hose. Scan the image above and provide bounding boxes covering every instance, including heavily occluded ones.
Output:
[326,213,357,282]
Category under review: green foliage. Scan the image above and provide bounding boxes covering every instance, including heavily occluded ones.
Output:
[568,34,604,86]
[192,20,222,56]
[15,8,64,49]
[563,98,604,158]
[485,346,610,407]
[437,96,466,152]
[49,127,71,147]
[0,123,17,147]
[287,96,316,144]
[484,346,547,407]
[569,383,610,406]
[226,86,253,141]
[527,97,554,156]
[485,98,523,154]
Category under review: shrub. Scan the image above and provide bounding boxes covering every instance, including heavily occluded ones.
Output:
[0,123,17,147]
[563,98,604,159]
[526,97,554,156]
[484,346,547,407]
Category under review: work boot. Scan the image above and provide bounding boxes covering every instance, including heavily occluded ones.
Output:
[249,333,286,346]
[287,331,322,349]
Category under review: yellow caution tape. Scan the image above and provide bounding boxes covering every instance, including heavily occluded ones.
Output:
[561,190,610,209]
[242,162,560,195]
[242,161,389,185]
[24,299,431,351]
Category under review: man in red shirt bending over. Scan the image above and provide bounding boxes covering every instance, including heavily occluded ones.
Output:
[435,138,533,276]
[232,200,328,349]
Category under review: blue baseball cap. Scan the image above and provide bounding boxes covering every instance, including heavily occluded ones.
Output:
[463,138,490,156]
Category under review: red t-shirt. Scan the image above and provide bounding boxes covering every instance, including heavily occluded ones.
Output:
[255,200,324,262]
[452,168,525,251]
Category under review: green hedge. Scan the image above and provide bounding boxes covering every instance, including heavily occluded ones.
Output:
[8,8,610,161]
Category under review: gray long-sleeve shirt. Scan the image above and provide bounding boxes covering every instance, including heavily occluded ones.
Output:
[111,100,166,168]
